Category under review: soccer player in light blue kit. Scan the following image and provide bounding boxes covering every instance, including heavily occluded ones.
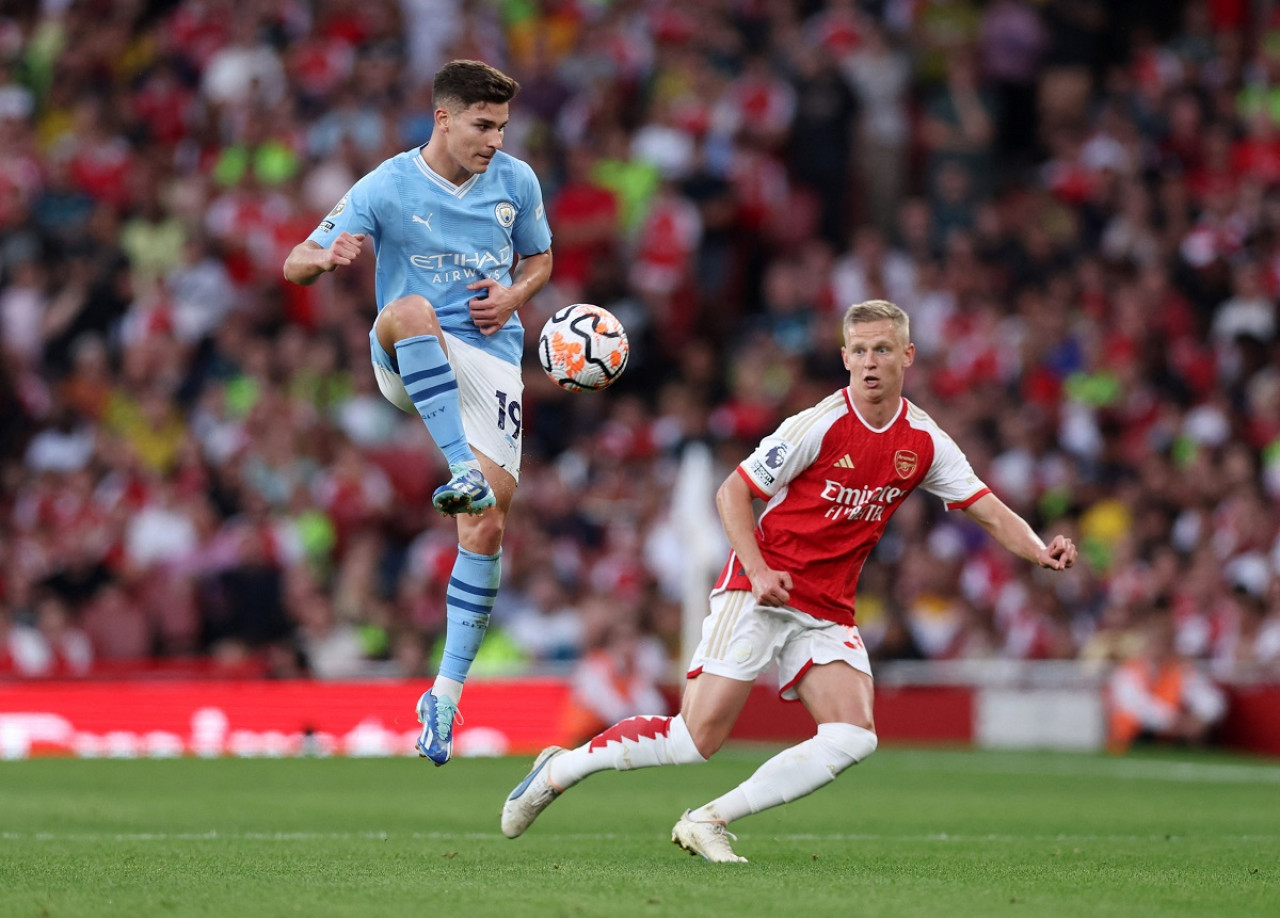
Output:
[284,60,553,765]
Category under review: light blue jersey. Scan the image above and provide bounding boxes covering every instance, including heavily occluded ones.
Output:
[308,147,553,366]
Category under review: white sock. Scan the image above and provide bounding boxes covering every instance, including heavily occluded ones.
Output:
[549,714,705,788]
[690,723,877,824]
[431,676,464,706]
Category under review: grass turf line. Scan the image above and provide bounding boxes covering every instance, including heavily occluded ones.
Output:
[0,747,1275,918]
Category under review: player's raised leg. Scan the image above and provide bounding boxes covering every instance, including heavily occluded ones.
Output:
[500,714,705,838]
[501,672,752,838]
[498,744,566,834]
[376,295,494,516]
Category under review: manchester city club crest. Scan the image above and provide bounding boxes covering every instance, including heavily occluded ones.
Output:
[894,450,918,478]
[494,201,516,227]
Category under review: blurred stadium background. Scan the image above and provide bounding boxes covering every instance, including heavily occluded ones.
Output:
[1,0,1278,760]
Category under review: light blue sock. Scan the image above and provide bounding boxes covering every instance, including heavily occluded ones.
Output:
[438,547,501,683]
[394,335,474,467]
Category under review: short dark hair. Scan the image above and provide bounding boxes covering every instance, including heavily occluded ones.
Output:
[433,60,520,112]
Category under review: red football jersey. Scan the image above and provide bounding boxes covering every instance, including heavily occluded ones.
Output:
[713,390,990,626]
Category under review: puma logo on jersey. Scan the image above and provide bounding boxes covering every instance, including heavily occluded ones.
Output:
[833,454,855,469]
[412,214,434,230]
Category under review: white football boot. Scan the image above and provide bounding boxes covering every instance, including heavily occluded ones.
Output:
[501,746,566,838]
[671,810,748,863]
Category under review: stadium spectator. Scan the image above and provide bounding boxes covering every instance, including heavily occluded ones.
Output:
[200,14,287,114]
[559,595,670,745]
[503,568,585,665]
[978,0,1048,171]
[23,591,94,678]
[288,567,378,680]
[783,42,859,248]
[842,18,912,236]
[1107,606,1227,753]
[546,145,620,298]
[920,47,996,205]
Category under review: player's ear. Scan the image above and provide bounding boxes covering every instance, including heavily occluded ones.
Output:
[841,346,851,370]
[902,342,915,367]
[434,107,450,131]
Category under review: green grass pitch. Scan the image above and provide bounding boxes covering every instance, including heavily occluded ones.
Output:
[1,746,1275,918]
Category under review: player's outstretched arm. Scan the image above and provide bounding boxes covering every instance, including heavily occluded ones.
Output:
[715,472,793,606]
[961,492,1077,571]
[282,233,366,286]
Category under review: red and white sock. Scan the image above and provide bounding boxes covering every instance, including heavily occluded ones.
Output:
[549,714,705,788]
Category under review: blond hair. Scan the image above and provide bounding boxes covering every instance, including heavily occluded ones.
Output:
[842,299,910,344]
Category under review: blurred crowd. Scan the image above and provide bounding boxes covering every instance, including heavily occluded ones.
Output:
[1,0,1279,694]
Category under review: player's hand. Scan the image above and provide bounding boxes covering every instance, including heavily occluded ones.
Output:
[467,278,519,335]
[749,567,793,607]
[323,233,365,271]
[1035,535,1077,571]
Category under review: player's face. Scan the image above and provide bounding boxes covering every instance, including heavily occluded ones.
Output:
[841,319,914,404]
[440,101,508,179]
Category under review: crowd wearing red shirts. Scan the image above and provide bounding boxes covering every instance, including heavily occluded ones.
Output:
[0,1,1277,692]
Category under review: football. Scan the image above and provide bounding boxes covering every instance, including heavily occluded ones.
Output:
[537,303,630,392]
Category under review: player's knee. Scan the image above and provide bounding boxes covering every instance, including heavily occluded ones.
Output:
[817,722,878,769]
[458,511,506,554]
[689,734,723,761]
[380,295,441,340]
[683,720,730,760]
[386,293,437,315]
[667,715,715,763]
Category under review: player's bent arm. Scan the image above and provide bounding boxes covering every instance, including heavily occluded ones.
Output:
[961,492,1076,571]
[715,472,792,605]
[282,233,365,286]
[283,241,331,286]
[508,248,553,306]
[469,249,555,334]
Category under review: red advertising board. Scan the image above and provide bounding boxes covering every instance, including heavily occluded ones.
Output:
[3,677,1274,758]
[1219,684,1280,757]
[0,677,978,759]
[0,679,573,759]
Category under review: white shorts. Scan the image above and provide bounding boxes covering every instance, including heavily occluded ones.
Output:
[687,590,872,701]
[371,330,523,480]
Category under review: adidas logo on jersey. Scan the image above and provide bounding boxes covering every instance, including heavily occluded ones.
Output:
[833,454,856,469]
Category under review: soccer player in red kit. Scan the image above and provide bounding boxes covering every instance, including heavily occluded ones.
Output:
[501,299,1078,862]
